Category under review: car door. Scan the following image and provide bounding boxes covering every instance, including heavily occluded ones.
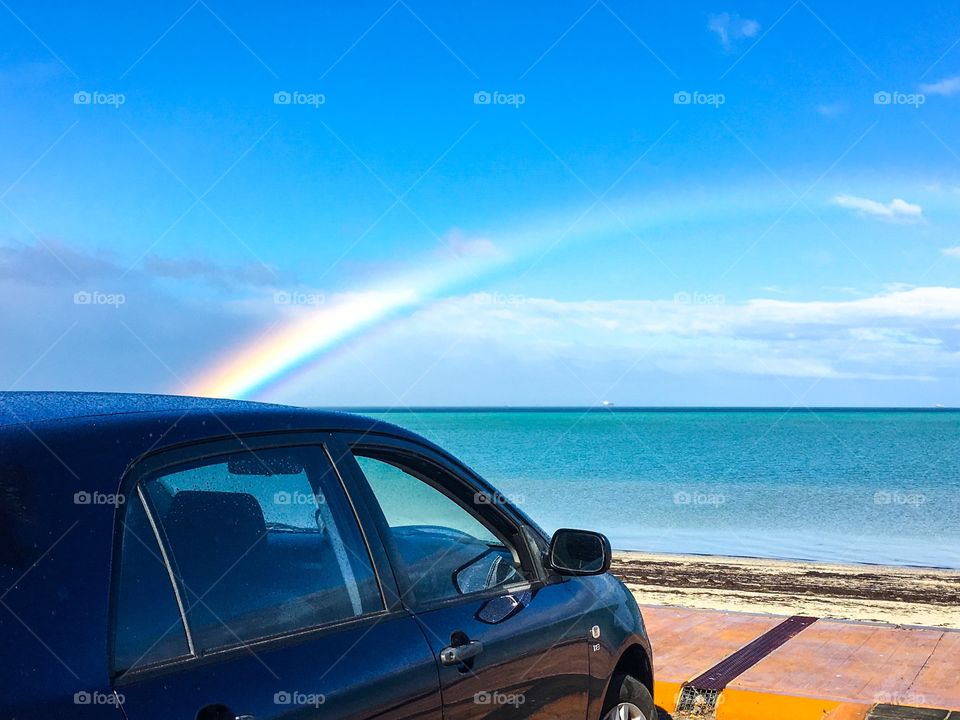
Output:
[110,434,442,720]
[336,435,592,720]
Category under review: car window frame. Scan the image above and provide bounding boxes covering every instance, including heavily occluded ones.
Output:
[333,430,545,612]
[108,431,402,682]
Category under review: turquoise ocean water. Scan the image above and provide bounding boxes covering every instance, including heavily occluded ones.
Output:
[359,409,960,569]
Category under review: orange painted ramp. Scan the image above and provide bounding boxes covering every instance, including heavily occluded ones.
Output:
[640,605,783,711]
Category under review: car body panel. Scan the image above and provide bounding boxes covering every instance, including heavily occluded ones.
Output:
[332,430,595,720]
[411,580,591,720]
[115,612,442,720]
[0,392,653,720]
[580,574,654,720]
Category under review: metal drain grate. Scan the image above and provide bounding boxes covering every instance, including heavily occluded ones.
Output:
[674,615,819,715]
[676,686,721,714]
[868,705,956,720]
[686,615,818,691]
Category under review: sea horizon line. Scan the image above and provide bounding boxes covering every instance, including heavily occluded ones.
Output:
[323,405,959,412]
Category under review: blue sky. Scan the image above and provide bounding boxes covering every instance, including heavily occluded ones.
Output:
[2,0,960,406]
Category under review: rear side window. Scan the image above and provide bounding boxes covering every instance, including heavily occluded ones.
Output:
[113,494,191,672]
[114,444,382,666]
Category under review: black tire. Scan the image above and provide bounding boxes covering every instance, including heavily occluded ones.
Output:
[601,673,656,720]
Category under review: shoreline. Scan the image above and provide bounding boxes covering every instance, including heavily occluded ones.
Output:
[614,546,960,572]
[611,549,960,629]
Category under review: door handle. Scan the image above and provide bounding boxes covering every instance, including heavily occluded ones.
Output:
[440,640,483,666]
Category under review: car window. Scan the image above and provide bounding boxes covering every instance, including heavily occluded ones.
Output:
[140,445,382,654]
[112,493,191,672]
[353,452,527,606]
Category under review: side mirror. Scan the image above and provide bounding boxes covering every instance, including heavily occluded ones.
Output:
[547,528,612,576]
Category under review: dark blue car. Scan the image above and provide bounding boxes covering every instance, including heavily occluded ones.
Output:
[0,392,654,720]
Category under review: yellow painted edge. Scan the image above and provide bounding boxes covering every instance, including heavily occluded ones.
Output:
[822,703,873,720]
[717,688,872,720]
[652,680,683,713]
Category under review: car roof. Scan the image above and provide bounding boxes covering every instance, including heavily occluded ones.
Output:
[0,391,342,428]
[0,392,531,527]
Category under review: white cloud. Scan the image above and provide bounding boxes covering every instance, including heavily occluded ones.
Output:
[385,286,960,384]
[919,76,960,97]
[943,246,960,259]
[833,194,924,223]
[708,12,760,48]
[445,286,960,337]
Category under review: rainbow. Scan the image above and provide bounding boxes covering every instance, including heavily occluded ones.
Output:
[186,182,792,400]
[187,248,511,399]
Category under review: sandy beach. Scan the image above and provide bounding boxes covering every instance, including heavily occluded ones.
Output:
[612,550,960,629]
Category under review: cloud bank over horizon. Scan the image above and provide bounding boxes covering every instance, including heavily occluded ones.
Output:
[2,236,957,407]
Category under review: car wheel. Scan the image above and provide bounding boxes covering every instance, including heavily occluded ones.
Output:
[601,673,656,720]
